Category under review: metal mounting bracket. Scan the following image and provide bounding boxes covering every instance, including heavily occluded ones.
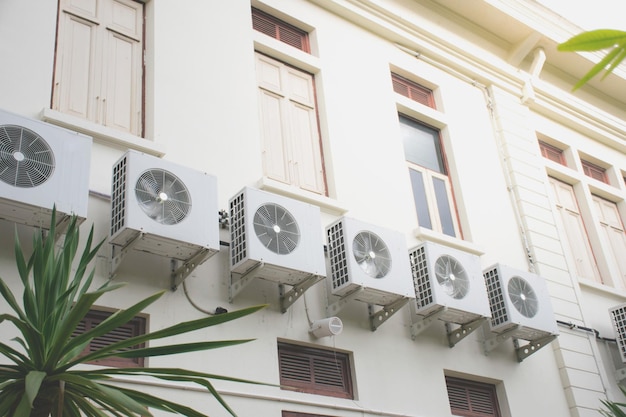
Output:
[514,335,557,362]
[445,317,487,348]
[368,297,410,331]
[229,262,265,303]
[482,325,521,354]
[170,248,216,291]
[326,287,365,317]
[410,306,448,340]
[278,274,323,313]
[109,232,145,278]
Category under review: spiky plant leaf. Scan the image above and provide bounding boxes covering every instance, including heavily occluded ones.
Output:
[0,208,267,416]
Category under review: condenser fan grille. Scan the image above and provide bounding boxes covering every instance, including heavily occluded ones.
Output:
[435,254,470,299]
[0,124,55,188]
[135,169,191,225]
[353,231,391,278]
[508,276,539,318]
[253,203,300,254]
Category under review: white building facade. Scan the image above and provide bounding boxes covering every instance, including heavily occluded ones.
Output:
[1,1,626,416]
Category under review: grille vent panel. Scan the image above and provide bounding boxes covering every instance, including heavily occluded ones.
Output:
[0,124,55,188]
[410,245,433,308]
[327,222,348,291]
[484,267,508,327]
[110,155,128,236]
[229,191,247,267]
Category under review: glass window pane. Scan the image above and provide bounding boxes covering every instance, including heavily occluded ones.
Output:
[433,176,456,237]
[409,169,432,230]
[399,115,445,174]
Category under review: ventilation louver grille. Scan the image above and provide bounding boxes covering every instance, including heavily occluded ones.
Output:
[610,304,626,363]
[411,245,433,309]
[111,155,128,236]
[484,267,508,328]
[0,124,55,188]
[327,221,348,291]
[229,191,246,267]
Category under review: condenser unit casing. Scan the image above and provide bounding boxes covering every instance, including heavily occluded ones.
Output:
[229,186,326,286]
[327,216,414,306]
[0,108,91,229]
[109,150,219,262]
[483,263,558,341]
[410,241,491,324]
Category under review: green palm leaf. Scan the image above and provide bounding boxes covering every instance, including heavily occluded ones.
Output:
[0,208,268,416]
[558,29,626,90]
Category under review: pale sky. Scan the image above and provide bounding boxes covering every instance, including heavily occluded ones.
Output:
[537,0,625,30]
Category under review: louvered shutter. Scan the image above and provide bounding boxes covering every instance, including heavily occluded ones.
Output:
[256,53,326,195]
[252,8,310,52]
[54,0,143,136]
[593,195,626,288]
[549,178,602,283]
[278,342,353,399]
[73,309,146,367]
[446,377,501,417]
[391,73,435,108]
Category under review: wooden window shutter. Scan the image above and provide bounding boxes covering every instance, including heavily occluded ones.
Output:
[252,7,310,52]
[538,140,566,165]
[391,73,435,108]
[582,159,608,183]
[446,377,502,417]
[73,309,147,367]
[278,342,354,399]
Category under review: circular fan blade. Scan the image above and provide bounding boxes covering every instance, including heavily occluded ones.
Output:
[352,231,391,278]
[434,255,470,299]
[0,124,55,188]
[135,169,191,225]
[508,276,539,318]
[253,203,300,254]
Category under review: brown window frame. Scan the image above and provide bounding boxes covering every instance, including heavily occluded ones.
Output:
[391,73,436,108]
[282,412,337,417]
[581,159,608,183]
[538,140,566,165]
[278,341,354,399]
[72,309,147,368]
[252,7,310,53]
[446,376,502,417]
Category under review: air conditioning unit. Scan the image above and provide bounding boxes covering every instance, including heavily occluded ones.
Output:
[109,150,219,262]
[609,303,626,363]
[0,108,91,229]
[483,264,558,341]
[229,186,325,286]
[410,241,491,324]
[327,216,414,306]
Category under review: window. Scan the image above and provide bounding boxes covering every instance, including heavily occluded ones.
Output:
[582,159,608,183]
[446,376,502,417]
[548,177,602,283]
[278,342,354,399]
[73,309,147,367]
[255,53,326,195]
[283,412,336,417]
[53,0,144,136]
[252,7,310,53]
[539,140,566,165]
[400,115,459,237]
[392,73,459,237]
